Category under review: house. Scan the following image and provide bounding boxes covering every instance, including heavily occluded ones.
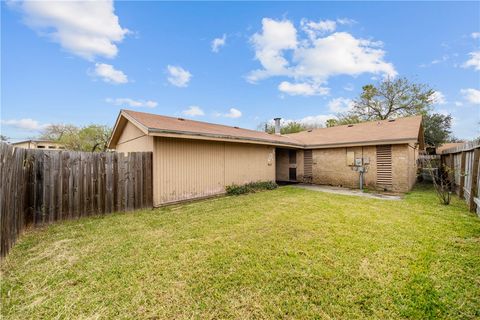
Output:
[108,110,424,206]
[435,142,464,155]
[11,139,64,150]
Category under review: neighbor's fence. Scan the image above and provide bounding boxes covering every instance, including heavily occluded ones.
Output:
[418,155,441,182]
[0,142,153,257]
[440,140,480,215]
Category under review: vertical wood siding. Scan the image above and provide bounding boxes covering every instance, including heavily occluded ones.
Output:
[153,137,275,205]
[224,143,275,186]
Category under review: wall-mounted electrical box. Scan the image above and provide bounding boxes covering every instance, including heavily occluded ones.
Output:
[355,158,363,166]
[363,157,370,165]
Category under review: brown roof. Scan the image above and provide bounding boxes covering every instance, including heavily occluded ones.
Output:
[285,115,423,148]
[435,142,464,154]
[115,109,302,147]
[109,110,423,149]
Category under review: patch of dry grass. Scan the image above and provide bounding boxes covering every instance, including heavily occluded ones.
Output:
[1,185,480,319]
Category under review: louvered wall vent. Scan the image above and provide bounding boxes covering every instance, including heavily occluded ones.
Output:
[376,145,393,190]
[304,150,313,182]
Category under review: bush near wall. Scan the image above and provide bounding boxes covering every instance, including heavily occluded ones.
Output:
[226,181,278,196]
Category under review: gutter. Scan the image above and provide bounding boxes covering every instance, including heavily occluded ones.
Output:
[148,128,303,148]
[149,128,418,149]
[304,138,418,149]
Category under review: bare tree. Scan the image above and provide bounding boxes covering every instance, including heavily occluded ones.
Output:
[424,159,455,205]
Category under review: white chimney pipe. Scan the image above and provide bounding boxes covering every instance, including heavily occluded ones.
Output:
[274,118,281,135]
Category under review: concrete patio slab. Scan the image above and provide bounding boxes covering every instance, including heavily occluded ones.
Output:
[294,184,402,201]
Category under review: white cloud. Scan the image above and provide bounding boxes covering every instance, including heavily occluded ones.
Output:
[421,55,449,68]
[299,115,335,127]
[328,97,354,113]
[337,18,356,25]
[292,32,396,81]
[226,108,242,118]
[216,108,242,118]
[461,88,480,104]
[13,0,128,60]
[278,81,329,96]
[432,91,447,105]
[300,18,356,41]
[166,65,192,87]
[106,98,157,108]
[454,101,463,107]
[248,18,297,83]
[248,18,396,93]
[301,19,336,40]
[462,51,480,71]
[211,34,226,53]
[471,32,480,39]
[1,118,49,131]
[93,63,128,84]
[182,106,205,116]
[280,114,336,127]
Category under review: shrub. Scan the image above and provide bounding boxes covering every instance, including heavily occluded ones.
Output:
[226,181,278,196]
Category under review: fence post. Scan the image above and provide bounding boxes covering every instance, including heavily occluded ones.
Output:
[459,151,466,199]
[468,149,480,212]
[0,141,154,258]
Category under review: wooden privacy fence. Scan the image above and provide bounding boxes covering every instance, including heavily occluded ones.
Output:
[0,142,153,257]
[440,140,480,215]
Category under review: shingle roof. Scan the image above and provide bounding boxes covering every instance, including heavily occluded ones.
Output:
[111,110,423,149]
[121,109,302,146]
[435,142,464,154]
[285,115,423,148]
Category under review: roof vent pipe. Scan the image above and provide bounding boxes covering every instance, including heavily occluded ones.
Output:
[274,118,281,135]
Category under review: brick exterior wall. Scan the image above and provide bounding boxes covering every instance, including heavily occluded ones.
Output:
[307,144,419,193]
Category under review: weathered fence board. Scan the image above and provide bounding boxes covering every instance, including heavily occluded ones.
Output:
[441,140,480,215]
[0,142,153,257]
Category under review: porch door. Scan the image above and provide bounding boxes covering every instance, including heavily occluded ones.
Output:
[289,150,297,181]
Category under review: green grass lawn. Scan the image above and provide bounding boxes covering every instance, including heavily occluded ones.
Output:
[1,185,480,319]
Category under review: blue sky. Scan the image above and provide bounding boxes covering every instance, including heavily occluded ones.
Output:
[1,1,479,142]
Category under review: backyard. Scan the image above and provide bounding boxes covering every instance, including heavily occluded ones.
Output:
[1,185,480,319]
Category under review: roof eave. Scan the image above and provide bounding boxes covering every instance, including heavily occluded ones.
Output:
[108,110,150,149]
[148,128,304,148]
[304,138,419,149]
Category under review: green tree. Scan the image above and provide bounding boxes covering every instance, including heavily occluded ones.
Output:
[325,119,338,128]
[340,77,434,122]
[40,124,112,152]
[0,135,8,142]
[259,121,323,134]
[39,124,78,141]
[325,115,362,127]
[423,113,453,147]
[61,125,112,152]
[262,121,306,134]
